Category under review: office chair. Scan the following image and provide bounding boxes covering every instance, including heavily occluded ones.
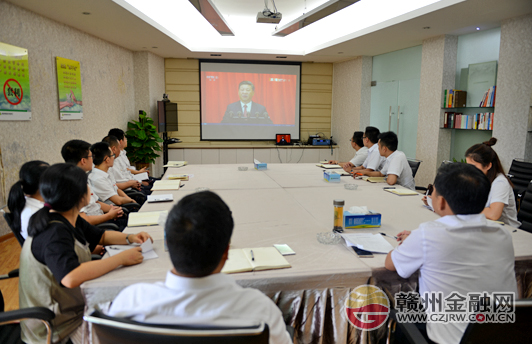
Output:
[507,159,532,209]
[85,310,269,344]
[0,273,55,344]
[407,158,422,178]
[386,299,532,344]
[517,181,532,233]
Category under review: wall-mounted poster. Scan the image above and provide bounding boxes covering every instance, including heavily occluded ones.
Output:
[56,56,83,120]
[0,42,32,121]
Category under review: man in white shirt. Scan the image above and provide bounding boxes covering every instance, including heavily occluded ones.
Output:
[360,131,415,190]
[61,140,127,230]
[328,131,369,171]
[351,126,385,173]
[385,163,517,344]
[108,191,292,344]
[88,142,137,206]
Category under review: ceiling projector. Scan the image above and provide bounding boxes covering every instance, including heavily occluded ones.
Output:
[257,10,282,24]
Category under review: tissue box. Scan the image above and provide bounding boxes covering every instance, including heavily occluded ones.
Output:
[324,170,341,183]
[254,159,267,170]
[344,211,382,228]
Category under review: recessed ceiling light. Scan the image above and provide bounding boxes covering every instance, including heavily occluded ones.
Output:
[82,12,91,15]
[423,26,430,29]
[152,46,158,48]
[338,52,344,54]
[476,27,480,30]
[210,54,222,56]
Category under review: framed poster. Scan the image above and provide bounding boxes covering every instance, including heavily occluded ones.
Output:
[56,56,83,120]
[0,42,32,121]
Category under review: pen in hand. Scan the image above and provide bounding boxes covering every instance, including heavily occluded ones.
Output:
[380,232,398,240]
[250,250,255,261]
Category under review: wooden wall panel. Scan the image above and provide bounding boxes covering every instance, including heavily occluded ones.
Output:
[164,59,333,145]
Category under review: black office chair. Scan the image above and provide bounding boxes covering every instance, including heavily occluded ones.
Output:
[0,272,55,344]
[84,310,269,344]
[507,159,532,209]
[386,299,532,344]
[407,159,422,178]
[517,181,532,233]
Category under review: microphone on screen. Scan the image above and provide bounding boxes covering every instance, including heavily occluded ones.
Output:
[228,111,234,118]
[237,111,242,118]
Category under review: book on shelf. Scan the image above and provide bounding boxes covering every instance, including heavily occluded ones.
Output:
[479,86,496,107]
[443,112,493,130]
[443,89,467,108]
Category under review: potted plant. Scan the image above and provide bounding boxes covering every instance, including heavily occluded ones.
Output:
[125,110,163,170]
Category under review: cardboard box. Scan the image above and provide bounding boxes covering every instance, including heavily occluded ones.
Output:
[343,211,382,228]
[324,170,340,183]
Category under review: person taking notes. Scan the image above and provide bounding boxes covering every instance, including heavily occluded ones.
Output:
[329,131,368,171]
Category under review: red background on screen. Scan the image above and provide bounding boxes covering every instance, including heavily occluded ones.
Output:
[201,72,297,124]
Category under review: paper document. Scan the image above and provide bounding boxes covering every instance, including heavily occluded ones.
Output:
[385,188,419,196]
[316,164,342,169]
[147,194,174,203]
[222,247,291,274]
[163,161,187,168]
[152,180,181,191]
[362,176,386,183]
[127,211,167,227]
[273,244,296,256]
[106,239,158,260]
[341,233,395,254]
[133,172,149,182]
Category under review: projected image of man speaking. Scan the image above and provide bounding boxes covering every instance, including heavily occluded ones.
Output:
[221,81,273,124]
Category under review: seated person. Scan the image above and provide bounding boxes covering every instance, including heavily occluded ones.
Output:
[108,128,153,182]
[385,163,517,344]
[351,126,385,173]
[108,191,292,344]
[61,139,127,231]
[221,81,273,124]
[7,160,49,240]
[465,137,521,227]
[19,163,150,344]
[88,142,137,206]
[102,135,150,201]
[360,131,415,190]
[329,131,368,171]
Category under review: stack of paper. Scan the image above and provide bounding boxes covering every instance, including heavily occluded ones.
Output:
[127,211,168,227]
[152,180,181,191]
[163,161,187,168]
[340,233,395,254]
[106,239,158,260]
[221,247,291,274]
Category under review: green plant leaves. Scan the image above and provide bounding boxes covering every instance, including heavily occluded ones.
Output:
[125,110,163,163]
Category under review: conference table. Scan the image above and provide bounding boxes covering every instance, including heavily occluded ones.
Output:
[81,163,532,344]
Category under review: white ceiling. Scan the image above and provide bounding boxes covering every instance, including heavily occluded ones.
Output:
[7,0,532,62]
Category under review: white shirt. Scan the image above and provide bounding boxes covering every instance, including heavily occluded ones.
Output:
[108,271,292,344]
[349,146,368,167]
[363,143,385,171]
[380,150,415,190]
[118,150,132,170]
[20,197,44,239]
[88,168,118,205]
[487,173,521,228]
[80,184,103,216]
[391,214,517,344]
[240,101,253,117]
[113,151,135,183]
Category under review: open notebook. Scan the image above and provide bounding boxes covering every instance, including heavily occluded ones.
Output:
[361,176,386,183]
[316,164,342,169]
[168,174,189,181]
[221,247,291,274]
[152,180,181,191]
[127,211,167,227]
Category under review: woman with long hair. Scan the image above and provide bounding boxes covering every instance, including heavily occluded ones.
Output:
[465,137,520,227]
[7,160,49,240]
[19,163,151,344]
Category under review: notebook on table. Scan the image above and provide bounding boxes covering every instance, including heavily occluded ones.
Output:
[384,188,419,196]
[127,211,167,227]
[152,180,181,191]
[221,247,291,274]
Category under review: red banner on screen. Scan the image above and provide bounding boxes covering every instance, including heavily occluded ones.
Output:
[201,72,297,125]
